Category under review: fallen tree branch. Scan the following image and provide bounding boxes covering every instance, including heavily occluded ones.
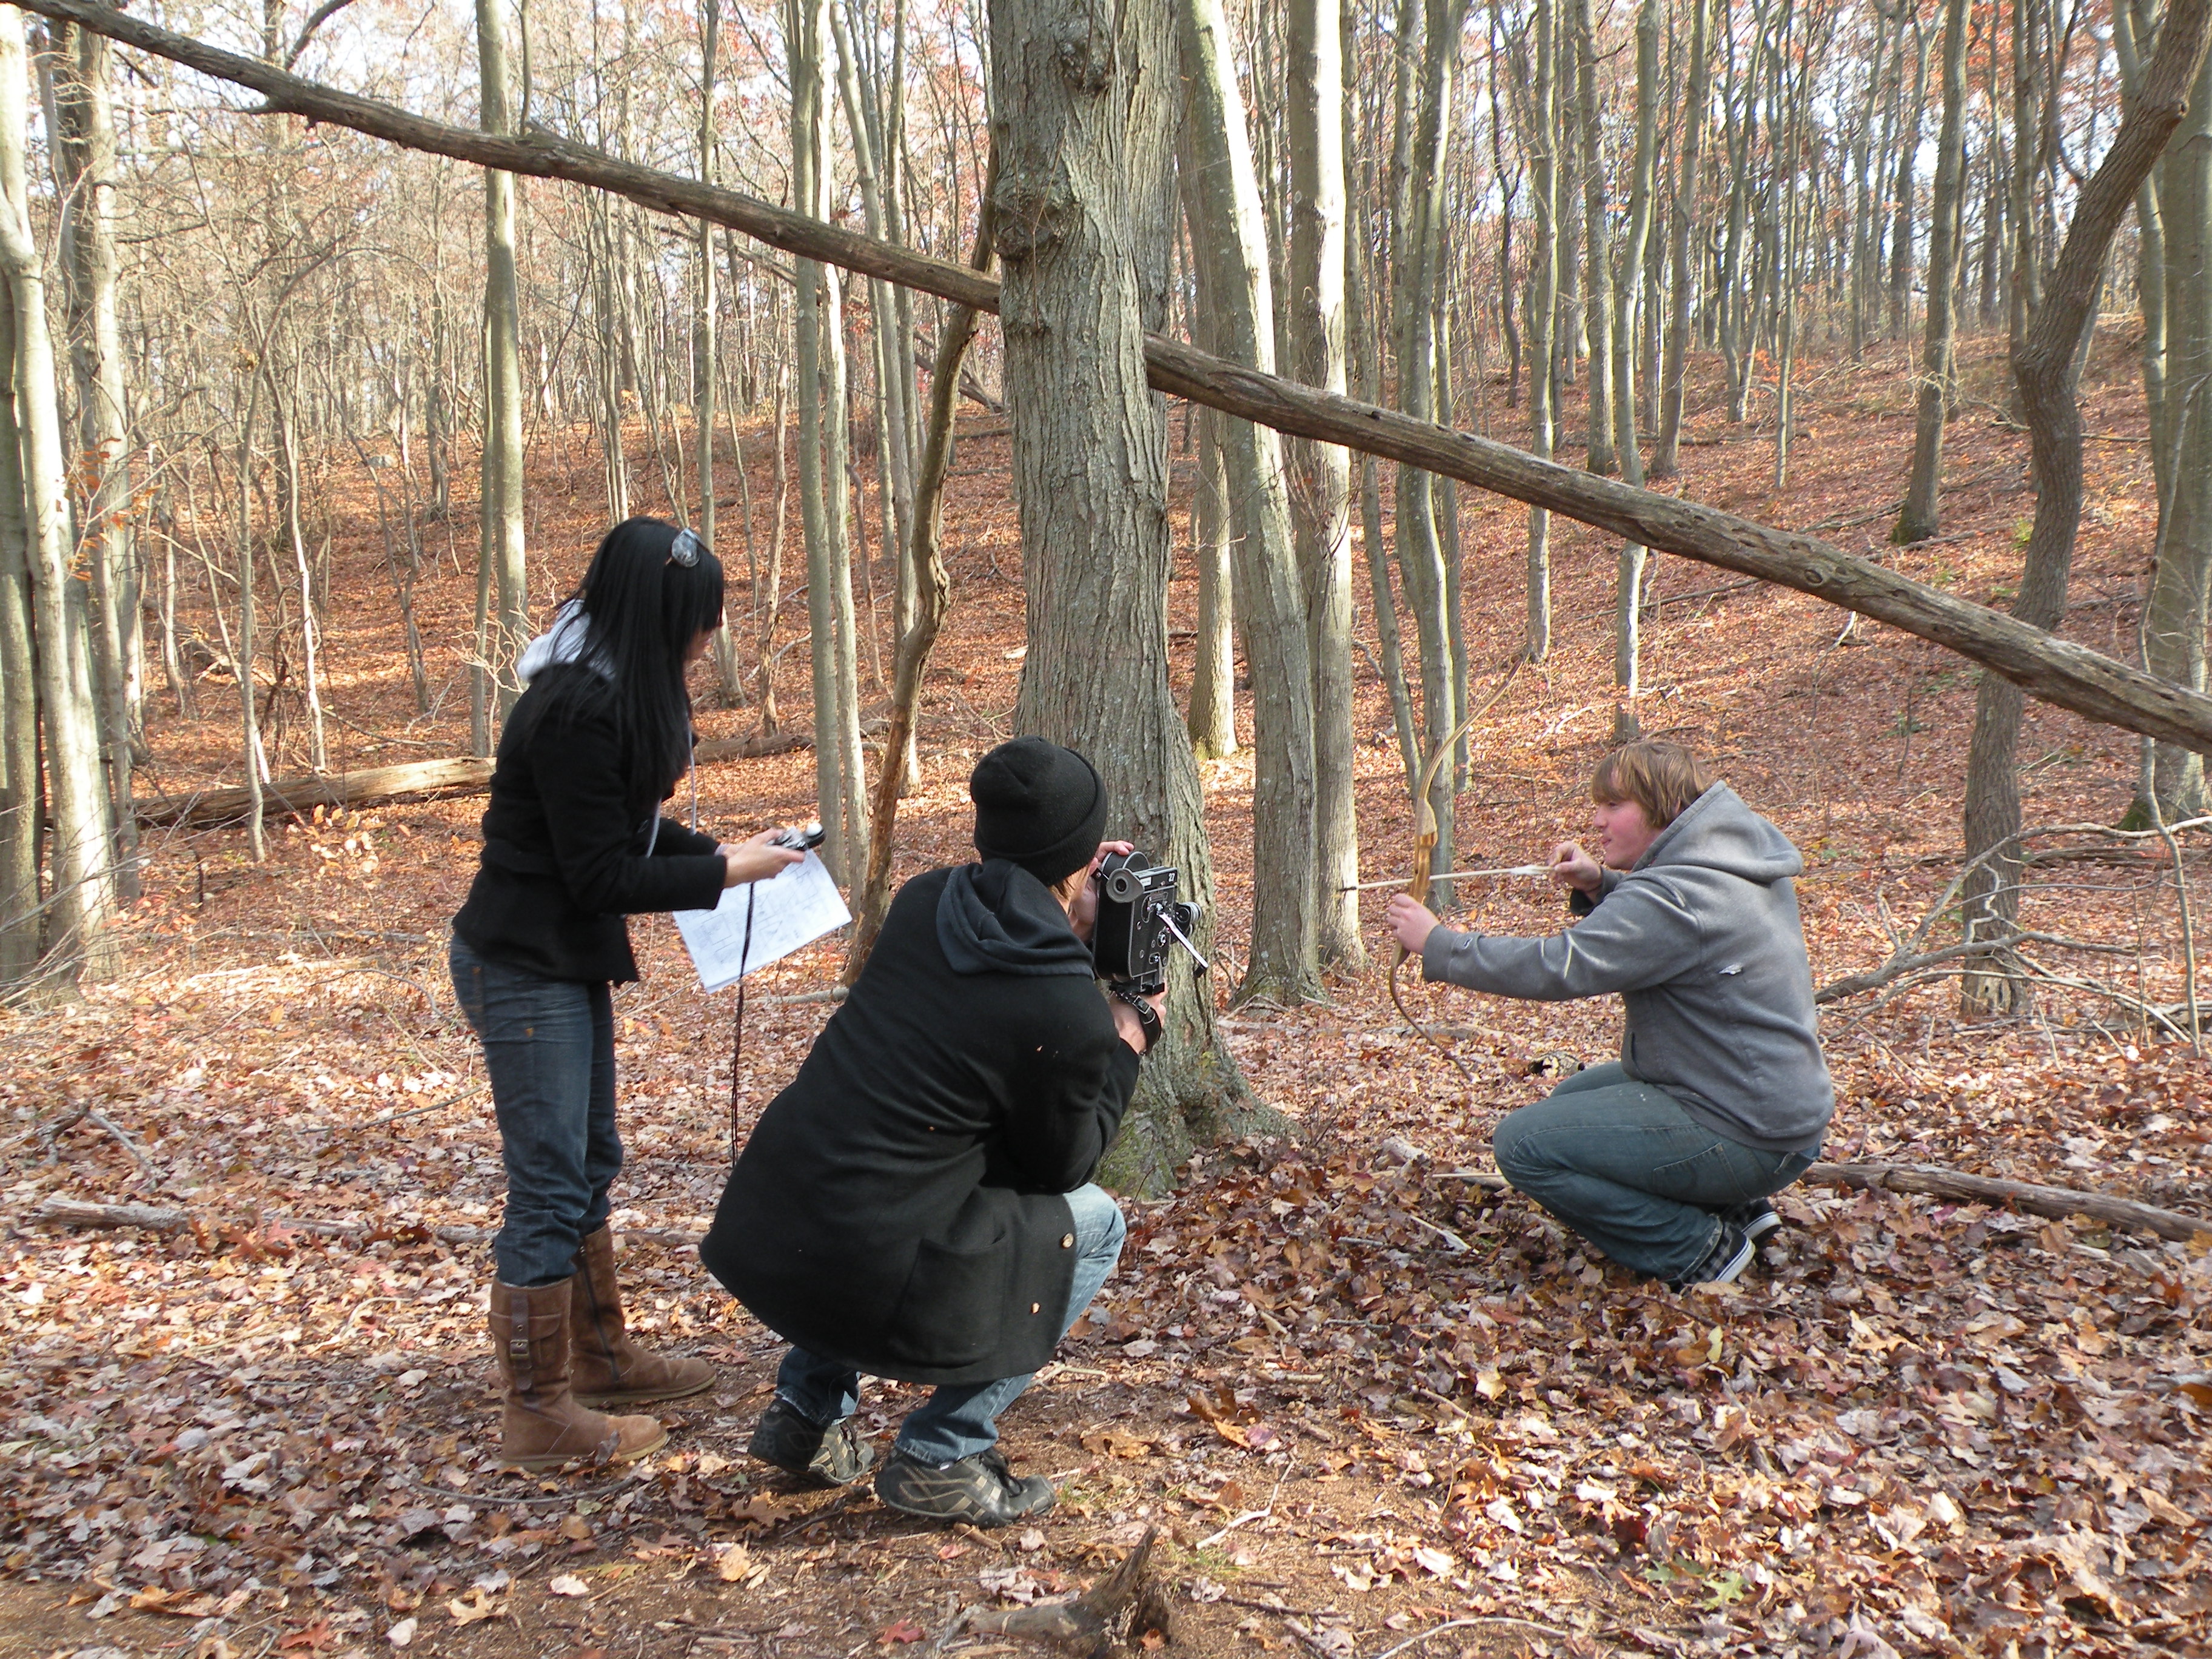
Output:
[22,1196,706,1248]
[1427,1162,2208,1241]
[13,0,2212,755]
[133,732,808,829]
[1801,1163,2207,1242]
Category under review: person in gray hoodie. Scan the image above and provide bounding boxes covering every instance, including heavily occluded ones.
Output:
[1385,742,1831,1288]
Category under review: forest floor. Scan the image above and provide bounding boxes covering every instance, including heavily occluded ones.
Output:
[0,329,2207,1659]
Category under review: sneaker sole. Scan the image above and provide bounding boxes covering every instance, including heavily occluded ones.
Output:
[1706,1234,1756,1285]
[875,1471,1055,1526]
[1742,1212,1783,1245]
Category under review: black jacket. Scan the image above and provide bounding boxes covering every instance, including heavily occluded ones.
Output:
[701,862,1139,1386]
[453,663,726,984]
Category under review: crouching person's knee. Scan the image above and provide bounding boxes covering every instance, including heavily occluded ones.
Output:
[1490,1105,1540,1191]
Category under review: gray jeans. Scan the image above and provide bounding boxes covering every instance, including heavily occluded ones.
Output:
[1492,1062,1815,1281]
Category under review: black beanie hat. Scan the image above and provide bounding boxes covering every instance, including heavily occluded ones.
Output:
[971,736,1108,885]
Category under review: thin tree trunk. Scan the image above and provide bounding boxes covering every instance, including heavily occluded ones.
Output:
[1895,0,1971,545]
[0,7,110,979]
[1612,0,1659,733]
[844,158,995,979]
[48,12,136,899]
[1286,0,1361,971]
[0,292,36,987]
[1959,0,2212,1013]
[1527,0,1559,663]
[1653,0,1709,477]
[1572,0,1614,475]
[1177,0,1322,1005]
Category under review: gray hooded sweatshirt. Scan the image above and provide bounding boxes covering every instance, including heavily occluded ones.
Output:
[1422,783,1832,1154]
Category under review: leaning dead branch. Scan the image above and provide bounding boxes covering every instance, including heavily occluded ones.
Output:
[15,0,2212,754]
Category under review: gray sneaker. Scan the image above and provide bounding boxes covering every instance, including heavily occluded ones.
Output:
[748,1398,875,1486]
[874,1446,1056,1526]
[1723,1198,1783,1246]
[1668,1220,1755,1292]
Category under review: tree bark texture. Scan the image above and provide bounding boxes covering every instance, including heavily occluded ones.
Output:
[991,0,1272,1188]
[1958,0,2212,1015]
[1176,0,1321,1007]
[475,0,528,729]
[1285,0,1362,973]
[16,0,2212,757]
[48,12,136,900]
[1894,0,1969,545]
[0,7,112,982]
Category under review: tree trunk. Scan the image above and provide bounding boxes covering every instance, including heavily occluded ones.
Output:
[991,0,1270,1190]
[1957,0,2212,1015]
[47,11,136,899]
[1285,0,1361,972]
[1176,0,1321,1007]
[1894,0,1970,545]
[0,293,36,987]
[845,159,996,980]
[789,0,866,886]
[1612,0,1659,729]
[2142,21,2212,818]
[1526,0,1558,662]
[1572,0,1614,476]
[0,6,111,981]
[1652,0,1708,478]
[477,0,528,725]
[1396,0,1472,894]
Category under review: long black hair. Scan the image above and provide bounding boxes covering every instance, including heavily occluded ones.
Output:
[540,517,726,817]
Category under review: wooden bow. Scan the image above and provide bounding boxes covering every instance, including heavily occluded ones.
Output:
[1390,662,1523,1082]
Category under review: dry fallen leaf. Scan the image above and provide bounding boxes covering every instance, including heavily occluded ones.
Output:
[546,1574,592,1599]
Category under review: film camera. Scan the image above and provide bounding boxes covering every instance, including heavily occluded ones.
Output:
[1090,851,1208,996]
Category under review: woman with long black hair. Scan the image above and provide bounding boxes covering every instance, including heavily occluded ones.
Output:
[451,517,802,1470]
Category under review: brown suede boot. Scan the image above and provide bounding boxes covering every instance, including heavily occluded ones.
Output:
[568,1224,716,1408]
[490,1279,667,1471]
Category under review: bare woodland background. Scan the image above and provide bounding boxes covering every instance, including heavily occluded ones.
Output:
[0,0,2205,1650]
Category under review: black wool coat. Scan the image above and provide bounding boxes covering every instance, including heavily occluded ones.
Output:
[701,865,1139,1386]
[453,663,726,984]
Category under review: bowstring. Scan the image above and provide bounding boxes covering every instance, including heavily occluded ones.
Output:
[728,883,757,1164]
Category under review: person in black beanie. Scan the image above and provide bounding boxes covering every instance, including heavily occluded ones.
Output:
[700,737,1162,1526]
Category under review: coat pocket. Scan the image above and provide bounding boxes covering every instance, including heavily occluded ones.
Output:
[879,1233,1012,1372]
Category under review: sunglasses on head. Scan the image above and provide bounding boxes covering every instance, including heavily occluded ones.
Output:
[669,528,707,568]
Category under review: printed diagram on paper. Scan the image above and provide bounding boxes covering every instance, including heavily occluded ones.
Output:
[674,853,851,992]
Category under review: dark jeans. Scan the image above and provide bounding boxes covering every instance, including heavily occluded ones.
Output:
[1492,1062,1816,1281]
[774,1183,1126,1465]
[449,934,620,1287]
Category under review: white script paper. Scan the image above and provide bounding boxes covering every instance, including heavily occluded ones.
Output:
[673,852,851,992]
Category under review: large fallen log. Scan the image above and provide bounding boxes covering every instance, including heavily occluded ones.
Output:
[16,0,2212,757]
[133,731,809,829]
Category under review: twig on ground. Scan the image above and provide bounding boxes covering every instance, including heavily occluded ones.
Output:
[83,1110,161,1182]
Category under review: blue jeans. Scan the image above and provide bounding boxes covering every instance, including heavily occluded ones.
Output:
[1492,1062,1816,1281]
[449,934,620,1287]
[774,1183,1126,1464]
